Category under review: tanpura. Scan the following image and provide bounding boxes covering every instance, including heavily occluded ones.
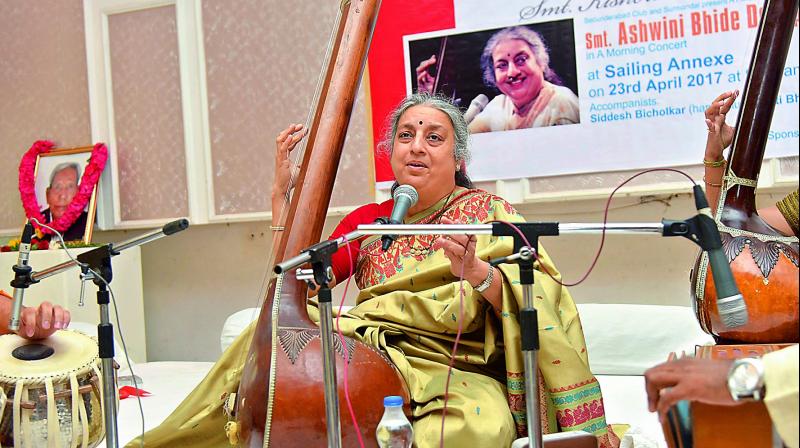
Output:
[665,0,799,446]
[233,2,409,446]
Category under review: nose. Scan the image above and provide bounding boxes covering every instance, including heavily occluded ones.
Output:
[410,134,426,154]
[507,63,520,79]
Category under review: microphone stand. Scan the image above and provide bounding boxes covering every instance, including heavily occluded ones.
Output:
[353,215,733,448]
[9,219,189,448]
[274,220,385,448]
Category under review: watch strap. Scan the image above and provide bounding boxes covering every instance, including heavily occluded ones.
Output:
[473,266,494,293]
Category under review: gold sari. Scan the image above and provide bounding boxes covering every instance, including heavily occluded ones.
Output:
[129,188,618,447]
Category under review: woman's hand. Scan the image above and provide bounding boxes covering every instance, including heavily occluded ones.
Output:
[704,90,738,161]
[272,124,306,219]
[415,55,437,94]
[433,218,502,314]
[433,217,486,285]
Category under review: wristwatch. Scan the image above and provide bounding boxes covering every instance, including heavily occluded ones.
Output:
[727,357,766,401]
[473,266,494,293]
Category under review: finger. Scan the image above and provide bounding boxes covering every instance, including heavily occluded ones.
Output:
[415,55,437,75]
[276,125,296,145]
[719,96,735,115]
[286,128,307,153]
[52,306,66,330]
[656,384,690,417]
[63,309,71,329]
[465,234,477,251]
[704,91,735,118]
[711,91,733,104]
[38,301,53,330]
[20,306,37,338]
[705,100,722,118]
[434,237,466,256]
[644,367,680,412]
[448,233,470,250]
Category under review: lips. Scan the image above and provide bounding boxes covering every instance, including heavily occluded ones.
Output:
[506,76,527,89]
[407,161,428,169]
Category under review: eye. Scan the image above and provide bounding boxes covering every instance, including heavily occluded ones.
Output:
[495,61,507,71]
[427,133,443,143]
[397,131,412,140]
[514,54,528,65]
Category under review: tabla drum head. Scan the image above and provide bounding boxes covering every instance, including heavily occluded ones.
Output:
[0,329,98,381]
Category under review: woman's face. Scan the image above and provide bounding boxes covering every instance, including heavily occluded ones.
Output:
[390,105,457,202]
[492,38,544,109]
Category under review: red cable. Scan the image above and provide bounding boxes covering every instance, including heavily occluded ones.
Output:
[336,236,365,448]
[439,250,468,448]
[337,169,697,446]
[499,168,697,288]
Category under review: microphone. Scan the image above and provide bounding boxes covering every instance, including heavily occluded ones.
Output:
[693,185,748,328]
[463,94,489,124]
[381,185,419,251]
[8,223,34,332]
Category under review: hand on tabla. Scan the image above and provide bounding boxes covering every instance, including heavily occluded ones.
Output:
[644,356,736,422]
[18,301,71,340]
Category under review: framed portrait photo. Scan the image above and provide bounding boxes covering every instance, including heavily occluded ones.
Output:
[27,145,102,244]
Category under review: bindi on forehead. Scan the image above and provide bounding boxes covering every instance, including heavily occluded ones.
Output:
[419,121,423,125]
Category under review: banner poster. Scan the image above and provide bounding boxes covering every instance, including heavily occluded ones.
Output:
[365,0,799,189]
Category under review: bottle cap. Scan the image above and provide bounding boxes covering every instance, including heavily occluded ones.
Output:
[383,395,403,407]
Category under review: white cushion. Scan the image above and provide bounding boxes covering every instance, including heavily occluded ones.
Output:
[219,304,714,375]
[220,308,261,353]
[576,303,714,375]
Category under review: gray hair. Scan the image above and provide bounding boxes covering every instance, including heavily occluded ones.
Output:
[49,162,81,187]
[379,92,471,167]
[480,26,559,88]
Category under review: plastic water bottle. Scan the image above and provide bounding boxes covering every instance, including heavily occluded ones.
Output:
[375,395,413,448]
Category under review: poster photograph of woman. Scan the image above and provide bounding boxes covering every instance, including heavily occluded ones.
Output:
[407,18,580,134]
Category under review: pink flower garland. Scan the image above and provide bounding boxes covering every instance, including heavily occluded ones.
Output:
[18,140,108,235]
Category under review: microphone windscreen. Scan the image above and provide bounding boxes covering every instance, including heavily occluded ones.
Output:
[393,185,419,206]
[472,94,489,109]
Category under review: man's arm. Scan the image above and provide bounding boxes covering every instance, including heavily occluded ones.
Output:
[763,345,799,448]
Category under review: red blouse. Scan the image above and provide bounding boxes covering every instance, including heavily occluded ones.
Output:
[328,199,393,283]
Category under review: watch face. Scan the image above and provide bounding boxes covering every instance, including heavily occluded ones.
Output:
[728,358,764,400]
[731,362,760,390]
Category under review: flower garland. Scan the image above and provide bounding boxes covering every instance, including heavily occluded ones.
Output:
[18,140,108,235]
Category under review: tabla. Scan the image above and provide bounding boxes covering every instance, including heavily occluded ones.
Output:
[0,330,106,448]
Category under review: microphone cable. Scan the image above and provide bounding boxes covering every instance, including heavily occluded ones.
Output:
[438,168,698,445]
[503,168,698,288]
[30,218,146,448]
[336,234,365,448]
[439,256,468,448]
